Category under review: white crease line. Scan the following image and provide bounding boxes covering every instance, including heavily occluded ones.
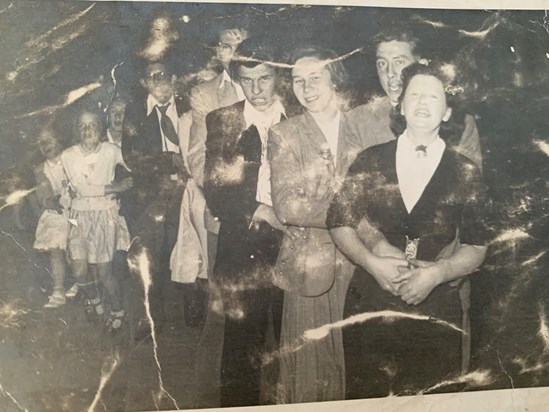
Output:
[0,382,29,412]
[421,369,494,393]
[87,353,120,412]
[25,3,96,49]
[127,243,180,410]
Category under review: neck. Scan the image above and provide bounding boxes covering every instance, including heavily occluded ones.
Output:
[309,99,339,123]
[46,153,61,163]
[109,129,123,143]
[80,141,101,154]
[406,127,439,146]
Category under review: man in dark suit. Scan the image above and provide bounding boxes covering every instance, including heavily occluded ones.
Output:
[202,37,287,407]
[121,59,189,340]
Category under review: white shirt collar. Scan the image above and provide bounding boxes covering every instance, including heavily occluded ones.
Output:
[220,70,233,88]
[396,130,446,213]
[146,94,176,117]
[397,130,445,158]
[219,70,245,101]
[243,98,286,132]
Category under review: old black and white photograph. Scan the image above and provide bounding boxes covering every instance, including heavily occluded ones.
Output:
[0,0,548,411]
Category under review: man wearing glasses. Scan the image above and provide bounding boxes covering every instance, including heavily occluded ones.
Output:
[122,59,188,341]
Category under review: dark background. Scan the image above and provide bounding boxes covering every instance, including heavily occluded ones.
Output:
[1,2,549,411]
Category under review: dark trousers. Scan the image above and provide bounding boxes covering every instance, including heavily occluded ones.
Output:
[129,179,184,327]
[215,221,284,407]
[220,285,283,407]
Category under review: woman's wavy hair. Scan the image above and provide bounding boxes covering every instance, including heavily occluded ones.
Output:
[390,61,467,147]
[288,45,349,92]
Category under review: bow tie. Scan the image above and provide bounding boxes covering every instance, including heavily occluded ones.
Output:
[415,145,428,158]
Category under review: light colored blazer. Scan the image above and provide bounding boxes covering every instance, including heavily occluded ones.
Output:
[187,72,242,187]
[171,111,209,283]
[268,111,365,297]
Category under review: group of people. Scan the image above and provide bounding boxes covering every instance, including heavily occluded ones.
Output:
[30,20,493,406]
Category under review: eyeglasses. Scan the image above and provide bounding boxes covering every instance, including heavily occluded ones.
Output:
[76,122,100,132]
[144,71,171,82]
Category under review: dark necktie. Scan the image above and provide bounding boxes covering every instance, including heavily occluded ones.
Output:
[156,103,179,146]
[237,125,262,163]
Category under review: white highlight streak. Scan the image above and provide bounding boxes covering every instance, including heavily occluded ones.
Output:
[15,82,102,119]
[25,4,96,49]
[128,245,179,410]
[0,382,29,412]
[87,353,120,412]
[0,188,37,213]
[422,369,494,393]
[538,304,549,353]
[533,139,549,157]
[491,229,529,244]
[303,310,466,342]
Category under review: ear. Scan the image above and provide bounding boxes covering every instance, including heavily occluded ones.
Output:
[442,107,452,122]
[171,74,177,85]
[139,78,147,89]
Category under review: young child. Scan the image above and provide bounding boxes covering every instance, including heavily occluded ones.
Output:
[61,107,133,331]
[33,126,71,308]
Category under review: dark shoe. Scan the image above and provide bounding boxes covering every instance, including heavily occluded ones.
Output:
[84,298,104,321]
[106,310,125,333]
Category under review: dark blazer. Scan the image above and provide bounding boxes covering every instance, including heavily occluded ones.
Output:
[120,96,186,223]
[203,100,285,285]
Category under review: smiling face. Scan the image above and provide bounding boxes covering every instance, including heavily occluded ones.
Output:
[38,129,62,160]
[376,40,419,106]
[292,56,337,114]
[140,63,175,105]
[238,63,277,112]
[400,74,452,133]
[76,111,102,151]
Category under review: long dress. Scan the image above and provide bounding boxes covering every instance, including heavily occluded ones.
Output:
[327,137,492,398]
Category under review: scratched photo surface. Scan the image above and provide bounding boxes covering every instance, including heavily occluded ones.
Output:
[0,1,548,411]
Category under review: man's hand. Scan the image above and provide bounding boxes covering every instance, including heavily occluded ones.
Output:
[171,153,190,181]
[250,204,288,234]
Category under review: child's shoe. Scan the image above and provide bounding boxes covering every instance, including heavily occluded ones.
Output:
[44,290,66,309]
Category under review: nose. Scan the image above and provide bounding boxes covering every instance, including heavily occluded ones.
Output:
[417,93,428,104]
[303,79,313,93]
[386,62,397,79]
[252,80,262,95]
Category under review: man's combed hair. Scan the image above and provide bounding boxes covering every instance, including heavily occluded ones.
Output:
[373,25,422,57]
[229,36,280,80]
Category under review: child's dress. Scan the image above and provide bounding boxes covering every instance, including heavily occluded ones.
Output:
[61,142,130,264]
[33,158,71,251]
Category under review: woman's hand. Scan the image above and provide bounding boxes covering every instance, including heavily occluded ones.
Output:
[372,239,406,259]
[392,259,442,305]
[366,255,410,296]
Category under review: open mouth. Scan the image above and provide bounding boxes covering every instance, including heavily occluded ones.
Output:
[414,109,430,117]
[304,95,319,103]
[387,81,402,94]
